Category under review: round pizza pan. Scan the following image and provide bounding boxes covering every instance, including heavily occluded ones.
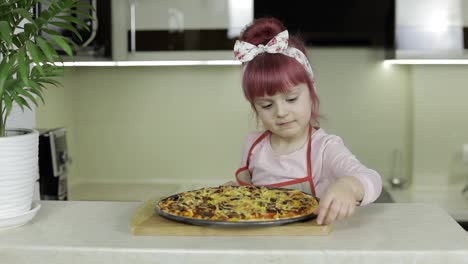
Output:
[155,187,318,227]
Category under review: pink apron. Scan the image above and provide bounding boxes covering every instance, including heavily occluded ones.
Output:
[235,126,316,196]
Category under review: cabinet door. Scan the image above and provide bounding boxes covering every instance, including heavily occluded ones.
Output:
[38,0,112,61]
[120,0,253,60]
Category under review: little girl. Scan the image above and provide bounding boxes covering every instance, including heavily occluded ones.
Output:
[230,17,382,225]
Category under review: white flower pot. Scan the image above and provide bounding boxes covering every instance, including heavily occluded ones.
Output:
[0,129,39,220]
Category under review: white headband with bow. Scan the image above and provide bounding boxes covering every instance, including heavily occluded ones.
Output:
[233,30,314,80]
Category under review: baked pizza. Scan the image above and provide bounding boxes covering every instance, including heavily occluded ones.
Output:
[157,185,318,223]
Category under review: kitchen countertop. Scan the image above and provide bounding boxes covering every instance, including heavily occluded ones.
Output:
[0,201,467,264]
[69,181,468,221]
[385,183,468,221]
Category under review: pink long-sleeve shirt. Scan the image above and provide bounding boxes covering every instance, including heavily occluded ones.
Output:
[238,128,383,205]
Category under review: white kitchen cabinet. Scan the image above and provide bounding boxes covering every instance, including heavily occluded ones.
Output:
[111,0,253,61]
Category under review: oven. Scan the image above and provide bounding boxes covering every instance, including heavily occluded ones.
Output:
[38,128,70,200]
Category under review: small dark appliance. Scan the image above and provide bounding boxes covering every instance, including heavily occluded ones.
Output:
[38,128,70,200]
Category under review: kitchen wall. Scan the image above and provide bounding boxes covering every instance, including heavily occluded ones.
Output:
[35,48,468,190]
[412,66,468,187]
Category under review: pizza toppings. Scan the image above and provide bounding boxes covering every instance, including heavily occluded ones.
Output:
[157,185,318,222]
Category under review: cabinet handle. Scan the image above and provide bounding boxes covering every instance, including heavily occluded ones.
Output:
[129,0,136,53]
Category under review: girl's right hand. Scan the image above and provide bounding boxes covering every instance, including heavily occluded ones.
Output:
[313,176,364,225]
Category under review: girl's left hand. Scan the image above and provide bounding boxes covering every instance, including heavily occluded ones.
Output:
[313,176,363,225]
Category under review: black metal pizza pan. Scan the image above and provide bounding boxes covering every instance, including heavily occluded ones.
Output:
[155,186,318,227]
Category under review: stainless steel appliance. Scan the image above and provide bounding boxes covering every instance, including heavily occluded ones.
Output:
[38,128,70,200]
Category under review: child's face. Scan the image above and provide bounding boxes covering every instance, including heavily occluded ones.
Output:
[253,83,312,139]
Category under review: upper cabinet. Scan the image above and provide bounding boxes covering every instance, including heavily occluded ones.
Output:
[128,0,247,51]
[111,0,253,61]
[116,0,394,61]
[36,0,113,61]
[55,0,468,63]
[390,0,468,60]
[254,0,394,48]
[69,0,396,62]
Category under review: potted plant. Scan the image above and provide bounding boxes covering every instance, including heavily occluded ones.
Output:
[0,0,92,228]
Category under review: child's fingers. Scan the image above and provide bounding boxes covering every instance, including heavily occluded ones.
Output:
[324,200,341,224]
[316,195,333,225]
[316,203,326,225]
[337,204,348,221]
[346,202,356,218]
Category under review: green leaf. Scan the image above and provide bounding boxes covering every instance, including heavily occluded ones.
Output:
[38,77,62,87]
[17,48,30,86]
[0,60,10,89]
[31,63,51,78]
[0,21,12,46]
[72,1,95,12]
[55,0,68,10]
[1,0,94,133]
[23,23,35,37]
[49,21,83,41]
[15,85,38,107]
[41,28,61,36]
[35,83,46,93]
[4,79,18,91]
[66,38,79,51]
[0,62,10,102]
[3,91,13,116]
[6,90,22,112]
[35,17,47,27]
[72,10,94,21]
[12,93,32,111]
[29,78,46,93]
[38,9,54,26]
[17,31,30,45]
[56,15,90,31]
[49,34,73,57]
[25,40,45,75]
[43,64,64,77]
[12,35,22,48]
[12,8,37,29]
[36,36,56,63]
[27,82,46,104]
[0,0,20,8]
[23,23,35,36]
[47,2,58,15]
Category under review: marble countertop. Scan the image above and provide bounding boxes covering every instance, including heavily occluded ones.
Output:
[385,183,468,221]
[0,201,468,264]
[69,181,468,221]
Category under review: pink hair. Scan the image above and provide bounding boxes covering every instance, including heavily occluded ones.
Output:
[239,17,320,121]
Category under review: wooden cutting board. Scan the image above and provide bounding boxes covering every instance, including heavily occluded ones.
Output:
[130,197,332,236]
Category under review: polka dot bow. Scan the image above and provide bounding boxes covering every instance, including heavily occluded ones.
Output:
[233,30,314,80]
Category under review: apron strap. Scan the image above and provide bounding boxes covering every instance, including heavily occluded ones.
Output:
[238,126,316,196]
[306,125,316,196]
